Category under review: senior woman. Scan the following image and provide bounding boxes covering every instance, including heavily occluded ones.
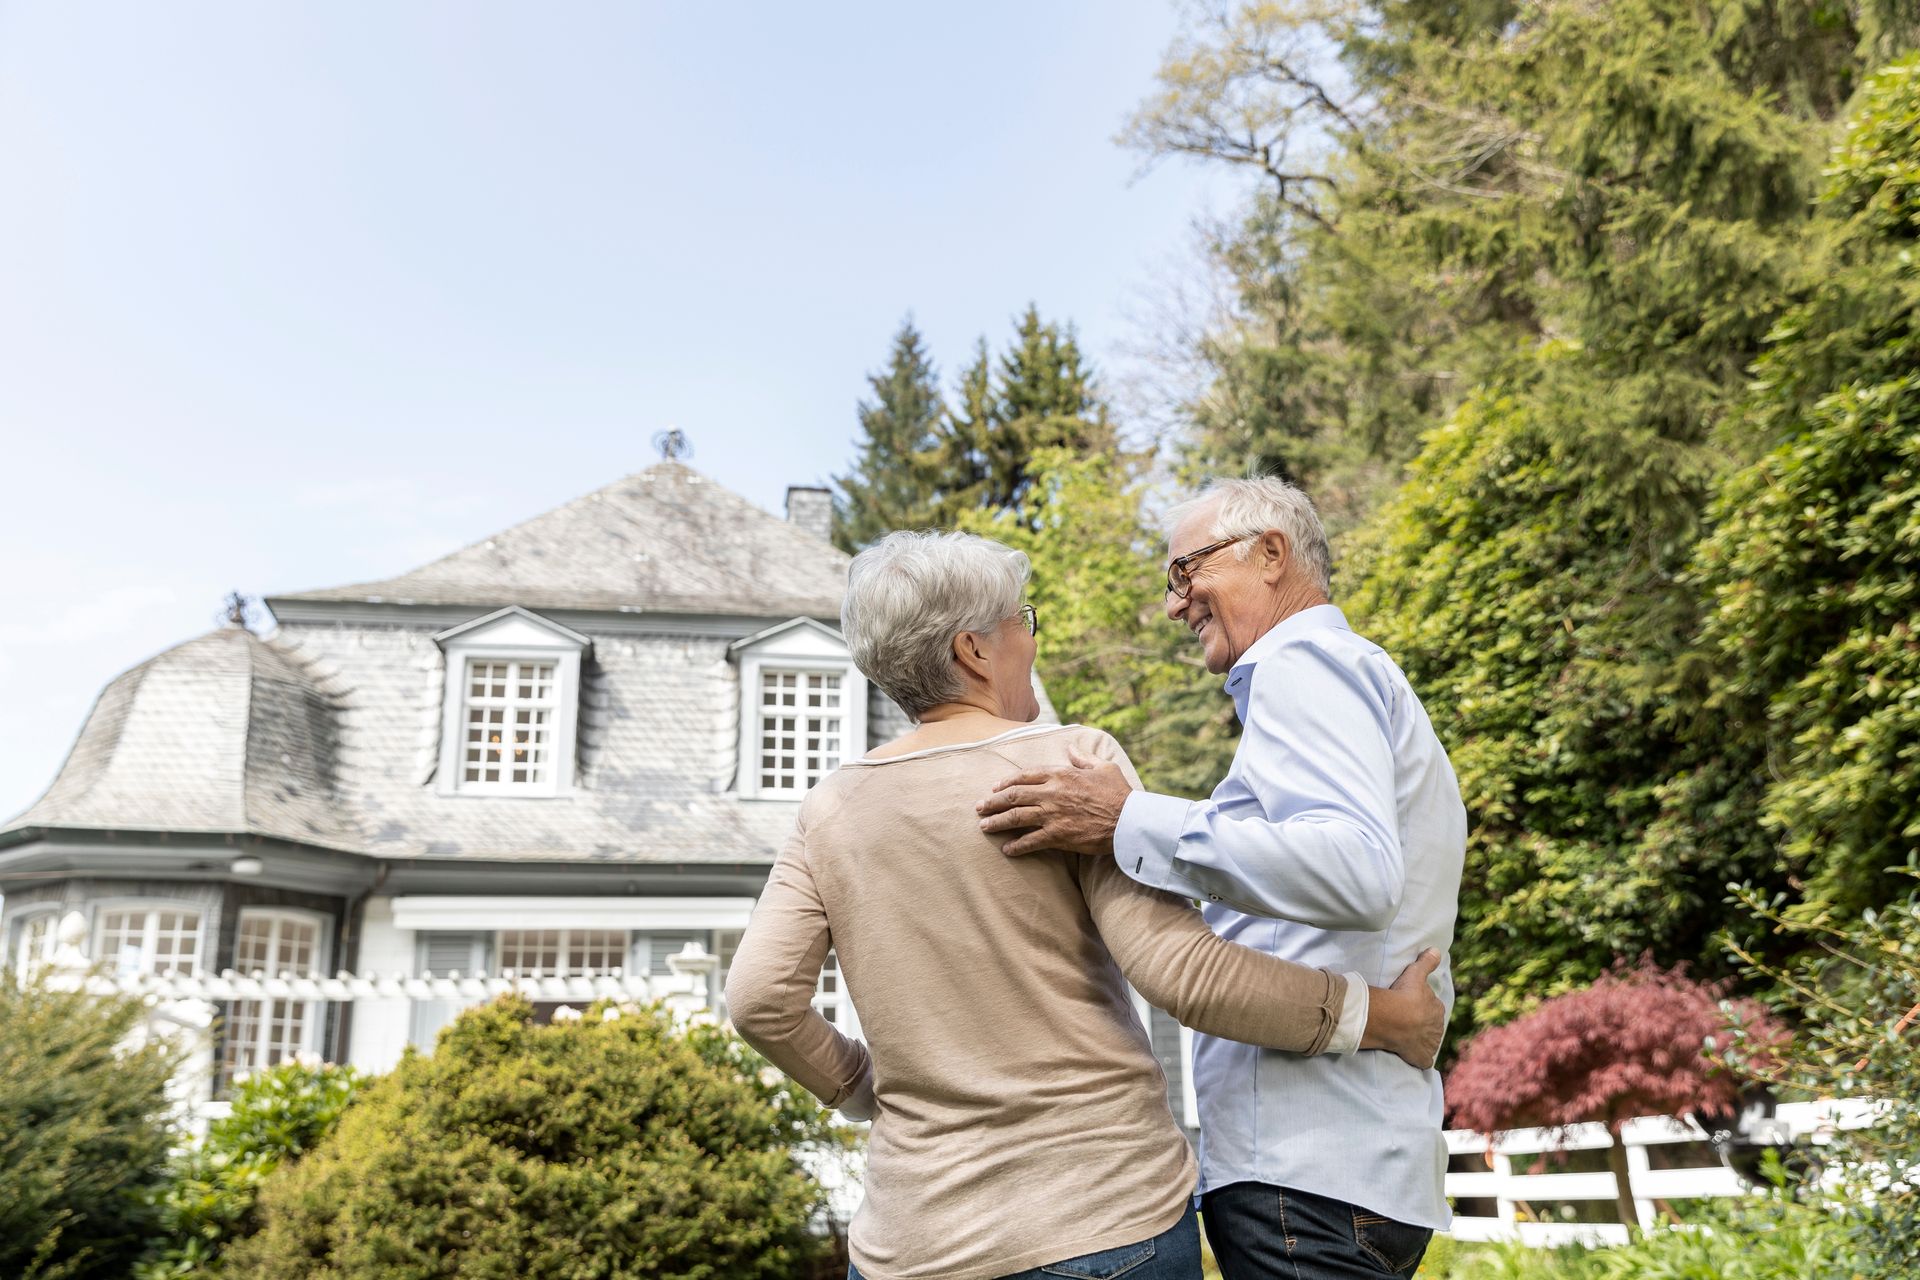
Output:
[726,531,1444,1280]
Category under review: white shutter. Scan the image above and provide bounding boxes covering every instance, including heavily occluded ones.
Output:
[410,932,491,1048]
[646,931,701,976]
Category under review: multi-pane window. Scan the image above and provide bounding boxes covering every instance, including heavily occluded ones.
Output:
[814,949,849,1028]
[13,913,55,976]
[497,928,628,978]
[223,912,322,1082]
[96,907,201,978]
[758,669,843,792]
[461,659,556,788]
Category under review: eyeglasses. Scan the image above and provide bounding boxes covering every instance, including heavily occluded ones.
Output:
[1166,536,1252,599]
[1017,603,1038,637]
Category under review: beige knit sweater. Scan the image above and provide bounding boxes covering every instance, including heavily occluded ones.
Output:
[726,724,1346,1280]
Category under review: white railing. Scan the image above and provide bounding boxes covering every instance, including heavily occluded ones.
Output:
[1444,1100,1879,1246]
[32,909,721,1128]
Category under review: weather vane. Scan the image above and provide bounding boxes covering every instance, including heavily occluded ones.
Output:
[653,428,691,461]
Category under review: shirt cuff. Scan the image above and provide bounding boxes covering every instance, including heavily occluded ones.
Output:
[1115,790,1194,893]
[831,1061,876,1122]
[1325,972,1369,1056]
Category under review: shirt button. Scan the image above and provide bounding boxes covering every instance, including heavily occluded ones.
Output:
[1208,894,1221,902]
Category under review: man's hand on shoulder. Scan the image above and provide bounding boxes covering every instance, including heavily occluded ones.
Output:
[976,747,1132,857]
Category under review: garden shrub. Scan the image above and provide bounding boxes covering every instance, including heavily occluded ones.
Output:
[0,970,180,1280]
[1732,878,1920,1279]
[138,1059,365,1277]
[224,995,854,1279]
[1426,1200,1846,1278]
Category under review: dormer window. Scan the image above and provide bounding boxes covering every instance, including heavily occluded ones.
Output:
[730,618,868,800]
[462,659,557,786]
[757,669,845,791]
[434,607,589,798]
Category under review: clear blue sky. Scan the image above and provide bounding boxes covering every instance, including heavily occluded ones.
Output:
[0,1,1240,823]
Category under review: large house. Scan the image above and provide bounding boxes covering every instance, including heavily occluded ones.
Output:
[0,460,1195,1124]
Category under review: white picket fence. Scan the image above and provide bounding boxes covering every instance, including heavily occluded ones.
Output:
[1443,1099,1879,1246]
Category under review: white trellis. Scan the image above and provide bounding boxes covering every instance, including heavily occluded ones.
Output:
[1444,1100,1882,1246]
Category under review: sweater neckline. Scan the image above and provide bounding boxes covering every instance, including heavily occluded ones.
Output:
[845,722,1078,765]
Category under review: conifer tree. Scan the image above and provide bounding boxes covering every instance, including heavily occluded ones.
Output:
[916,339,998,530]
[916,309,1119,531]
[831,320,947,552]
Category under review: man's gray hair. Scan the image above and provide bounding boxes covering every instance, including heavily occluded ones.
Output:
[842,530,1032,721]
[1165,476,1333,596]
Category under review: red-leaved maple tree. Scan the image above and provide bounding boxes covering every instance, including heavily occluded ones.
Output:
[1445,960,1787,1231]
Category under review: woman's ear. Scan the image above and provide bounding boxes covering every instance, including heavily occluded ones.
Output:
[951,629,992,684]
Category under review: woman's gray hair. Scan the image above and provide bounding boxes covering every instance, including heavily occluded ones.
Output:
[1165,476,1333,596]
[841,530,1032,721]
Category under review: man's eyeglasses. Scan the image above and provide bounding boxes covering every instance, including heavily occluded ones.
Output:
[1017,603,1038,637]
[1165,536,1252,599]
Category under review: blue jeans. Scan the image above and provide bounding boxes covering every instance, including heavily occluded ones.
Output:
[849,1202,1201,1279]
[1201,1182,1432,1279]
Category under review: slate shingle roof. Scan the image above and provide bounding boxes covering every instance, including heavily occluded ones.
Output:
[253,623,807,864]
[4,462,879,866]
[7,627,358,850]
[271,461,849,617]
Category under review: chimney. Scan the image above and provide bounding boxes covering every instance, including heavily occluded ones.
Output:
[785,486,833,542]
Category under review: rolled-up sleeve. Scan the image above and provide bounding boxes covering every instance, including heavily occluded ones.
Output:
[1114,640,1404,932]
[724,818,873,1111]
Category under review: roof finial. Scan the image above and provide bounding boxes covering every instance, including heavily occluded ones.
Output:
[653,428,691,461]
[221,591,252,629]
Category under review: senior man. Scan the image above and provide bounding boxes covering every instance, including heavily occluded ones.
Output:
[976,476,1467,1280]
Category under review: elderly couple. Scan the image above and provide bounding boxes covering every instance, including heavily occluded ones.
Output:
[728,477,1467,1280]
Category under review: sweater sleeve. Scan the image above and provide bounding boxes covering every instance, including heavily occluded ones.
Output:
[724,815,873,1110]
[1075,730,1346,1054]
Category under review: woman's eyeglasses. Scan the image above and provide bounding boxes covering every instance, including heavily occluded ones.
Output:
[1017,603,1038,637]
[1165,536,1252,599]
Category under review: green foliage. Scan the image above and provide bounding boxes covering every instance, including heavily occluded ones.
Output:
[831,319,946,552]
[831,307,1118,551]
[959,448,1240,797]
[1730,876,1920,1278]
[928,305,1118,532]
[223,996,852,1280]
[1346,349,1741,1035]
[138,1059,366,1278]
[1418,1203,1848,1278]
[1688,56,1920,918]
[0,971,180,1280]
[1135,0,1906,1047]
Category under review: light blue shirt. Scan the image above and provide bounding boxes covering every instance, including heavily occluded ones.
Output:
[1115,604,1466,1230]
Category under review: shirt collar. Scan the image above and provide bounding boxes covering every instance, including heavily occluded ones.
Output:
[1223,604,1350,701]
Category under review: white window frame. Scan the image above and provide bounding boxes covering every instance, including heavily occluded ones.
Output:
[11,910,58,977]
[223,908,331,1080]
[496,928,631,978]
[434,606,589,798]
[730,618,867,800]
[92,901,206,978]
[813,948,861,1037]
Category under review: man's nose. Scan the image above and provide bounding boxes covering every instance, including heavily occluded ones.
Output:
[1165,589,1188,622]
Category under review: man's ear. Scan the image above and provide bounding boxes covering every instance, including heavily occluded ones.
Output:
[1257,530,1291,585]
[952,629,992,683]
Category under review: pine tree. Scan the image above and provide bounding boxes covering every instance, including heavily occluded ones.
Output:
[918,308,1119,531]
[831,319,947,552]
[917,339,998,529]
